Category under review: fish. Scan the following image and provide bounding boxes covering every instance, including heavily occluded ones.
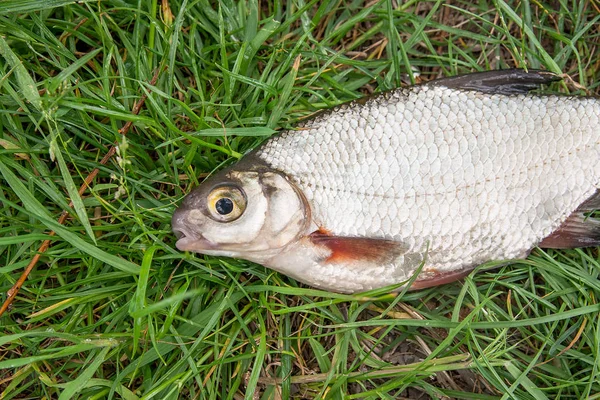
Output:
[171,69,600,294]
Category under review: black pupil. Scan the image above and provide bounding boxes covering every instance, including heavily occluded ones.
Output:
[215,198,234,215]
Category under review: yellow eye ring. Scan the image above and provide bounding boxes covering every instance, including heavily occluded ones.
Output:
[207,186,246,222]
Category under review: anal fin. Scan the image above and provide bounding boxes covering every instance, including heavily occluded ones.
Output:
[540,191,600,249]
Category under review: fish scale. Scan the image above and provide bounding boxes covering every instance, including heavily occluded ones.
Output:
[255,85,600,280]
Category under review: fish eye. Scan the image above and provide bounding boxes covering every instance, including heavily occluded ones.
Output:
[207,186,246,222]
[215,198,234,215]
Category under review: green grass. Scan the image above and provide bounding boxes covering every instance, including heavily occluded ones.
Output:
[0,0,599,399]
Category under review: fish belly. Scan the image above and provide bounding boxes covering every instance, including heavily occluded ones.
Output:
[257,85,600,285]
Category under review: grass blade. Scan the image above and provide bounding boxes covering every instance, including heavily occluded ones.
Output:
[0,35,41,112]
[58,347,111,400]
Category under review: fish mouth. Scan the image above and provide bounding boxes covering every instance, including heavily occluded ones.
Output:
[172,211,217,252]
[174,232,245,258]
[173,226,252,256]
[173,230,218,252]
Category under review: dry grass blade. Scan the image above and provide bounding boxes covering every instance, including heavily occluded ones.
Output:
[257,354,473,385]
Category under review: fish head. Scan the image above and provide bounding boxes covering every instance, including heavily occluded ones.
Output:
[171,158,311,264]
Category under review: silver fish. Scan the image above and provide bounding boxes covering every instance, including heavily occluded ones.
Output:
[172,70,600,293]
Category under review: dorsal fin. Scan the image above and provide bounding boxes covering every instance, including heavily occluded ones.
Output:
[428,69,561,95]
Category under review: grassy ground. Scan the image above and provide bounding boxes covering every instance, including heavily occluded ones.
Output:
[1,0,600,399]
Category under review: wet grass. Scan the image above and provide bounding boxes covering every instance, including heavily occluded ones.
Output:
[1,0,600,399]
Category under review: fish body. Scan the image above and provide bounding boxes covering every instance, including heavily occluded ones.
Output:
[172,70,600,293]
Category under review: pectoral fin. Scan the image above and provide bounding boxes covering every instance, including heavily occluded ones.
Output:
[309,231,408,264]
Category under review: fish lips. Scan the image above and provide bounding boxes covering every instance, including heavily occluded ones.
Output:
[175,234,246,259]
[172,210,217,252]
[174,234,217,252]
[172,221,236,255]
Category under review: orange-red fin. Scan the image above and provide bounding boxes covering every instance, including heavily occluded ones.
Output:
[539,191,600,249]
[539,213,600,249]
[576,189,600,212]
[309,232,408,264]
[410,267,475,290]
